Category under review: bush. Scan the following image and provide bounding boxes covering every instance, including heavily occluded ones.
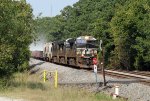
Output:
[0,0,34,85]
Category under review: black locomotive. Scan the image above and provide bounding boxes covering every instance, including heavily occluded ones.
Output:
[43,36,99,68]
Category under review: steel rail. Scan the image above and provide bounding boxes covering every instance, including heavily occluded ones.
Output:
[105,70,150,79]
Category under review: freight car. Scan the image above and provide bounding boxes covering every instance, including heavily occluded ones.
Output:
[43,36,99,68]
[31,51,43,60]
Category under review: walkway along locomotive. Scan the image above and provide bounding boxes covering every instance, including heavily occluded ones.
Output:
[43,36,99,68]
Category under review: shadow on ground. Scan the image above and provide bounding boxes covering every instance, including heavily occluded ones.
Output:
[29,61,45,75]
[107,79,141,84]
[29,61,45,69]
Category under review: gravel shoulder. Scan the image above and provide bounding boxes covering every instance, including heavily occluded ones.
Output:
[30,58,150,101]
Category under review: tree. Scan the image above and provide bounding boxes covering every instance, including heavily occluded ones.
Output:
[110,0,150,70]
[34,0,150,70]
[0,0,34,81]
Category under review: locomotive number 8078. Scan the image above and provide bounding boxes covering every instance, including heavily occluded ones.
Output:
[43,36,99,68]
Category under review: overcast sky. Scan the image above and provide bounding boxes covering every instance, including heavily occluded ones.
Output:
[26,0,79,17]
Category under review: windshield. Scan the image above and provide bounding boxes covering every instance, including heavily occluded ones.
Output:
[76,36,99,49]
[87,40,98,45]
[76,39,86,44]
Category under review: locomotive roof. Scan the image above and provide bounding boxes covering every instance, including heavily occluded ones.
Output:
[76,36,96,40]
[51,36,96,45]
[58,40,65,45]
[52,40,65,45]
[66,38,75,43]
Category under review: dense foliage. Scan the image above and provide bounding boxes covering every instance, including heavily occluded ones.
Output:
[110,0,150,70]
[35,0,150,70]
[0,0,34,80]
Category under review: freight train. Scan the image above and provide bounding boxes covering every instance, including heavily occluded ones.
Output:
[32,36,99,68]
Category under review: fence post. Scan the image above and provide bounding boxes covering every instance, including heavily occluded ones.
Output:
[43,70,46,83]
[54,70,58,88]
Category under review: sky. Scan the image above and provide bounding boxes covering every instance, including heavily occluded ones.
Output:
[26,0,79,17]
[27,0,79,51]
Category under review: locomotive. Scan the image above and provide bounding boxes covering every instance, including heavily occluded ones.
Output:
[43,36,99,68]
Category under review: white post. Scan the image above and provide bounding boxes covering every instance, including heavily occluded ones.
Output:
[94,64,97,73]
[94,65,98,83]
[113,85,119,99]
[100,40,102,51]
[115,85,119,96]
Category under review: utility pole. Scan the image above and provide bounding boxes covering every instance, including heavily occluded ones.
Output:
[50,0,53,17]
[99,40,106,86]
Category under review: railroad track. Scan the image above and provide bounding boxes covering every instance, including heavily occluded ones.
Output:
[34,58,150,85]
[108,69,150,77]
[55,62,150,85]
[98,69,150,86]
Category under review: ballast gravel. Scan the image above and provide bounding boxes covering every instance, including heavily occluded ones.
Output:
[30,58,150,101]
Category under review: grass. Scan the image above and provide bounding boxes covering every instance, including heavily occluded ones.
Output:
[0,72,124,101]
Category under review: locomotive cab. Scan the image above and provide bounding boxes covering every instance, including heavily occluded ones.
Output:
[76,36,98,68]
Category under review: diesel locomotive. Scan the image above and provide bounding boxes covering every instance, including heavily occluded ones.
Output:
[43,36,99,68]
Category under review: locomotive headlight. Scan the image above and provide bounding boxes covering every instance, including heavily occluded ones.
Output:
[86,49,90,54]
[94,50,97,54]
[77,49,82,55]
[85,36,89,40]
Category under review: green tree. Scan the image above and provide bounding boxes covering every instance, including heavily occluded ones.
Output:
[34,0,150,70]
[0,0,34,82]
[110,0,150,70]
